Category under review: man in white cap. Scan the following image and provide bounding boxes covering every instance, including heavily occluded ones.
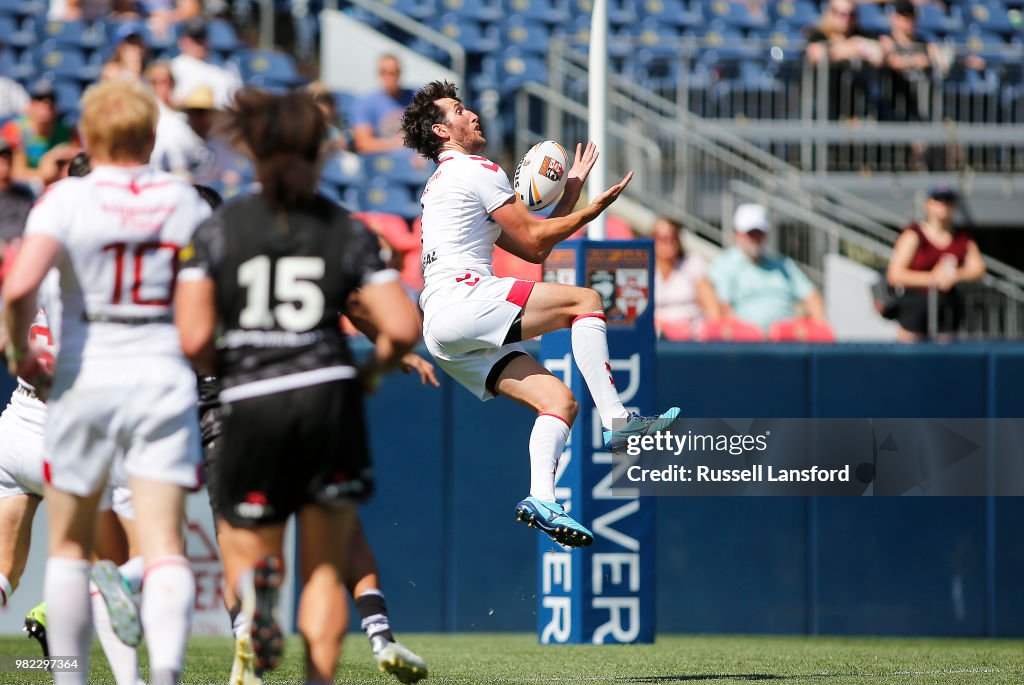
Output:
[709,203,826,332]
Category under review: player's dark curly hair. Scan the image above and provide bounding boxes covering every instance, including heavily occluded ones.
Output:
[225,87,326,209]
[400,80,460,163]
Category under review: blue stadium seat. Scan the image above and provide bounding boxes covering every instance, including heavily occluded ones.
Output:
[53,79,81,116]
[331,89,357,123]
[0,0,44,18]
[567,0,640,28]
[626,17,684,57]
[685,21,757,61]
[320,152,365,193]
[437,0,502,23]
[34,44,100,83]
[36,18,105,50]
[964,0,1014,35]
[963,26,1016,64]
[852,2,889,35]
[497,14,554,56]
[364,150,436,188]
[623,48,683,92]
[480,46,549,97]
[635,0,703,31]
[428,13,500,54]
[701,0,769,31]
[356,178,422,220]
[916,3,964,38]
[206,19,242,56]
[377,0,438,22]
[232,49,306,89]
[503,0,571,26]
[560,12,632,57]
[769,0,819,29]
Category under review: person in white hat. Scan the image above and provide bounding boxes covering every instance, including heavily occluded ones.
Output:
[709,203,826,332]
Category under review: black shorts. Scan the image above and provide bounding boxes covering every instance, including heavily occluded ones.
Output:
[897,287,963,335]
[208,378,374,528]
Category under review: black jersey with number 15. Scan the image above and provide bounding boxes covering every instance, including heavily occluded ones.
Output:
[179,194,393,392]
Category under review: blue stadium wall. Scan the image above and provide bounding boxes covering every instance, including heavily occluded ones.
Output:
[357,342,1024,638]
[3,342,1020,637]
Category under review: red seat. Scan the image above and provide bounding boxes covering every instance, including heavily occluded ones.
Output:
[570,214,635,240]
[492,246,542,281]
[695,317,765,342]
[656,317,694,341]
[768,317,836,343]
[357,212,423,291]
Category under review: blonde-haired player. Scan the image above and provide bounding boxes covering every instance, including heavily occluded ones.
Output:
[3,80,210,685]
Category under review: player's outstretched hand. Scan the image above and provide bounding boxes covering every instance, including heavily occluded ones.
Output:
[401,352,440,387]
[566,142,599,189]
[591,171,634,213]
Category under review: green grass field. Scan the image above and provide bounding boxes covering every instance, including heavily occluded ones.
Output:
[0,633,1021,684]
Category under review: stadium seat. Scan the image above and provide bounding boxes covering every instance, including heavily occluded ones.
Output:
[320,153,365,194]
[567,0,640,28]
[377,0,438,22]
[356,178,422,220]
[53,79,82,116]
[767,317,836,343]
[428,13,500,55]
[492,245,542,281]
[232,49,306,90]
[687,22,759,62]
[36,18,105,50]
[636,0,703,30]
[364,150,436,189]
[769,0,819,28]
[503,0,571,26]
[624,48,684,93]
[656,317,694,341]
[480,47,549,98]
[965,0,1014,35]
[851,2,889,35]
[34,44,100,84]
[916,3,964,38]
[354,211,424,290]
[571,214,635,240]
[206,18,242,57]
[694,317,765,341]
[438,0,502,23]
[701,0,769,32]
[626,17,684,57]
[496,14,554,56]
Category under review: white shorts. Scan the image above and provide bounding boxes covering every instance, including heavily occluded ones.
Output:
[423,276,534,400]
[0,409,45,499]
[99,459,135,521]
[44,359,202,497]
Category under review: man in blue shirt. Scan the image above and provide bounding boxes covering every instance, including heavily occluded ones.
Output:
[709,203,826,332]
[351,55,414,155]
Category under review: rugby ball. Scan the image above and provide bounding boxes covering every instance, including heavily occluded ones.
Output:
[513,140,569,211]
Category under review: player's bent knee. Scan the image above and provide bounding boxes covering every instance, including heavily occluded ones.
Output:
[540,390,578,425]
[576,288,603,315]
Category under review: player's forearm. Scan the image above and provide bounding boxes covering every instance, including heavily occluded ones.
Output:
[530,202,603,255]
[547,179,583,219]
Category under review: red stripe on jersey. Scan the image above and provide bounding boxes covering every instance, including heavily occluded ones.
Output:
[506,280,534,308]
[538,412,571,428]
[42,461,52,485]
[94,180,177,195]
[572,312,607,325]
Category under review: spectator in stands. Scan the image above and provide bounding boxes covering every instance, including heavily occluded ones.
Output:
[0,74,29,122]
[351,55,414,155]
[0,140,33,265]
[804,0,884,119]
[0,80,76,189]
[146,63,206,178]
[709,203,826,332]
[878,0,947,122]
[171,18,242,111]
[886,185,986,342]
[653,217,720,339]
[140,0,201,39]
[100,23,149,84]
[179,85,249,190]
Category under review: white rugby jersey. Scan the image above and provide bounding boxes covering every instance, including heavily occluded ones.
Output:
[7,269,61,429]
[24,165,210,367]
[418,150,515,310]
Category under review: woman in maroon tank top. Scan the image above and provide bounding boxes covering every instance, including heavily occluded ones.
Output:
[886,186,986,341]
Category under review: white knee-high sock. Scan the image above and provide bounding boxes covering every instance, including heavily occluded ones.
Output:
[141,555,195,684]
[119,556,145,594]
[90,581,143,685]
[0,571,12,606]
[529,413,571,502]
[570,313,629,428]
[44,558,92,685]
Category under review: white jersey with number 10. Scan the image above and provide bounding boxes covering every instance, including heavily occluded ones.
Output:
[24,165,211,367]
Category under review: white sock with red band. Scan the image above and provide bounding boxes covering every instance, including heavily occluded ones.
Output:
[141,555,194,682]
[570,313,630,429]
[45,557,92,685]
[529,413,571,502]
